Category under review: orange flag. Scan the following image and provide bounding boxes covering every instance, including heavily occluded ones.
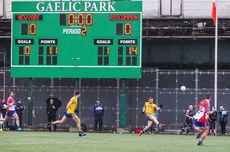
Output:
[212,0,216,26]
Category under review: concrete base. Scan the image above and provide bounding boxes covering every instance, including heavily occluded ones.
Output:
[117,128,130,133]
[69,127,78,132]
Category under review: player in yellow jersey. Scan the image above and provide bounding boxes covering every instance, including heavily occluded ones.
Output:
[49,90,86,137]
[139,97,166,136]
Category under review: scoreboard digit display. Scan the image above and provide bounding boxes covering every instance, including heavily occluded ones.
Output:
[11,0,142,78]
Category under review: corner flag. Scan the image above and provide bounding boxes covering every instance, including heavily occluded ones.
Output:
[212,0,216,26]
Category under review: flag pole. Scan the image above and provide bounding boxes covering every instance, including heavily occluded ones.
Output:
[214,0,218,135]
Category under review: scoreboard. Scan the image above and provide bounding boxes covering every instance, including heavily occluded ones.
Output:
[11,0,142,78]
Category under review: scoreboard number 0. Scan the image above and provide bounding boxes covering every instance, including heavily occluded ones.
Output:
[30,23,36,35]
[68,14,75,26]
[86,14,93,26]
[67,13,93,26]
[25,46,30,55]
[124,23,132,35]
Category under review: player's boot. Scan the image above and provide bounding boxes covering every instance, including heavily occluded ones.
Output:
[47,122,51,127]
[16,127,23,131]
[79,131,86,137]
[159,124,167,127]
[138,130,144,136]
[47,122,53,131]
[197,141,204,146]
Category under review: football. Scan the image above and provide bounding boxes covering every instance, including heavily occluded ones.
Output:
[180,86,186,91]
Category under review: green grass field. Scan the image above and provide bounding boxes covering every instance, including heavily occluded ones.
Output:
[0,131,229,152]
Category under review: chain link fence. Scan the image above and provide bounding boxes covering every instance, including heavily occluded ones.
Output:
[1,68,230,133]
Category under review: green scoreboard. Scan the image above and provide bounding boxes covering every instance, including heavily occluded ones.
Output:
[11,0,142,78]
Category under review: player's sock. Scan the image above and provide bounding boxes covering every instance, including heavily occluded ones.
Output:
[196,133,201,138]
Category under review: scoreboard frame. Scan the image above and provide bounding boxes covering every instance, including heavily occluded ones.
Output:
[11,0,142,78]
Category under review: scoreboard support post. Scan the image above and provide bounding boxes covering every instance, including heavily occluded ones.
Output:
[72,78,80,127]
[28,78,33,126]
[119,79,126,128]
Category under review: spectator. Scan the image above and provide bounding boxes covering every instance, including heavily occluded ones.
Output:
[46,98,58,131]
[15,99,25,128]
[93,99,105,133]
[180,105,194,135]
[0,98,9,130]
[219,106,228,135]
[0,115,2,131]
[208,106,217,135]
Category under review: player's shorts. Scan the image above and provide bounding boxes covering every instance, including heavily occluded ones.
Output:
[145,113,156,121]
[6,110,16,117]
[64,111,73,119]
[194,119,208,128]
